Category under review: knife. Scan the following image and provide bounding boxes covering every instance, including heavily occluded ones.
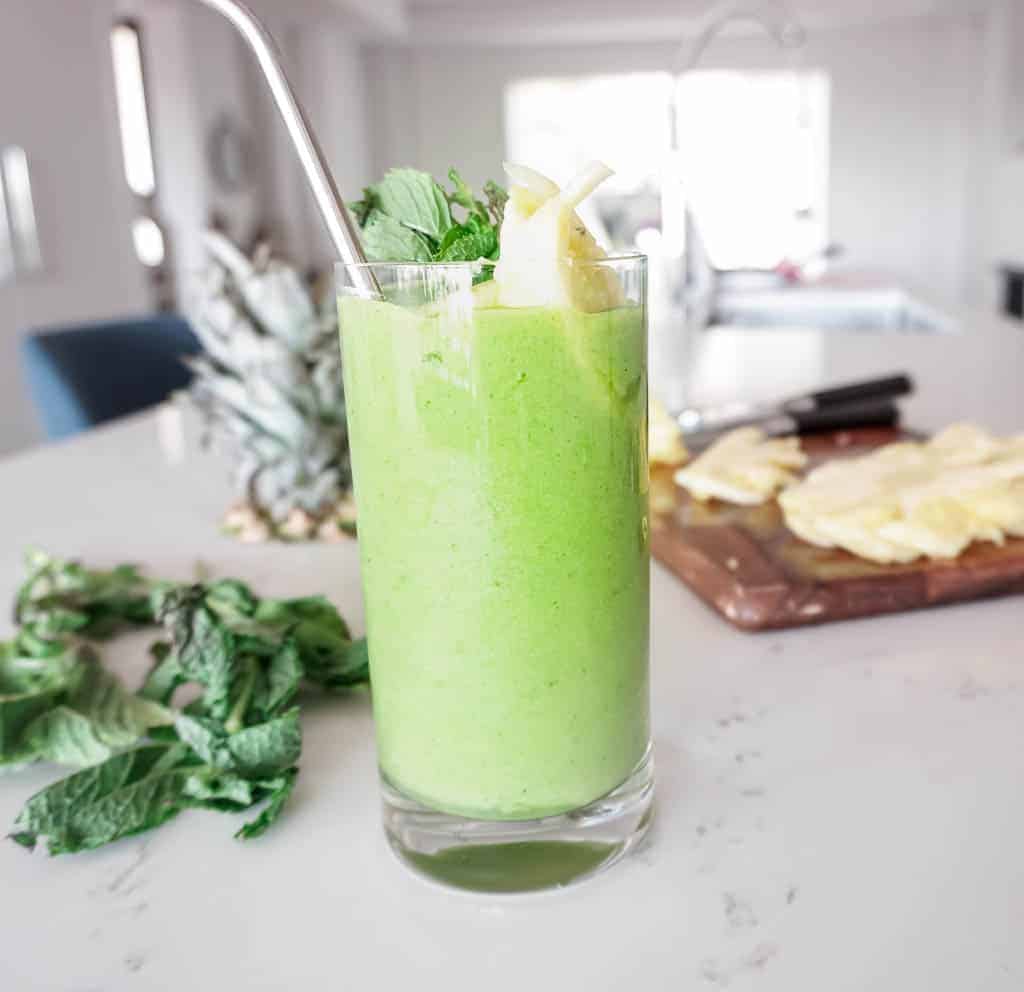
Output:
[677,374,913,435]
[682,398,901,450]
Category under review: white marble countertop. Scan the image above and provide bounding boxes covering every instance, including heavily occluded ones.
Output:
[2,309,1023,991]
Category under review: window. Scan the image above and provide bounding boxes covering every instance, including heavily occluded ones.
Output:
[110,20,156,199]
[110,20,166,271]
[505,69,829,271]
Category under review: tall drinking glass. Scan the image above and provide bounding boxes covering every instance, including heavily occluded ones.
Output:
[337,257,652,892]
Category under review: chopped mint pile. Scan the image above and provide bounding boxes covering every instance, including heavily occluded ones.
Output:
[3,551,368,855]
[351,168,507,274]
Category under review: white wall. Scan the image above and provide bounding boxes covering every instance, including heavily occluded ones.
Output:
[0,0,376,457]
[0,0,150,456]
[139,0,375,288]
[972,0,1024,307]
[365,12,983,305]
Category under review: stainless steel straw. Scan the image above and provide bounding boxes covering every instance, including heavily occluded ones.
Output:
[195,0,381,296]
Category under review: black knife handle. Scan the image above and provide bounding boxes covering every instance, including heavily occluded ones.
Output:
[791,374,914,412]
[788,399,900,435]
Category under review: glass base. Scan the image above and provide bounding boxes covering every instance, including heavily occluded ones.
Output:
[381,747,654,894]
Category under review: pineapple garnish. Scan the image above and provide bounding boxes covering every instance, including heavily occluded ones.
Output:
[674,427,807,505]
[494,161,623,312]
[649,399,689,468]
[779,423,1024,563]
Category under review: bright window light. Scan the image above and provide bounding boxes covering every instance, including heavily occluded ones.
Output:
[131,215,165,267]
[0,170,13,284]
[505,70,830,270]
[1,145,42,272]
[674,70,829,269]
[111,21,156,198]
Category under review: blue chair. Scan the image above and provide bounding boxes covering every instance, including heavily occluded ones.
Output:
[19,315,201,441]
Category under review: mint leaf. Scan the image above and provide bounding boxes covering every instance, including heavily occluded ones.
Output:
[139,642,186,705]
[10,744,189,854]
[175,709,301,779]
[483,181,508,227]
[183,768,257,809]
[20,654,170,767]
[173,714,233,768]
[64,654,171,749]
[156,586,238,720]
[360,211,434,263]
[371,169,452,240]
[236,768,298,840]
[6,557,364,853]
[225,709,301,778]
[305,636,369,690]
[14,627,67,661]
[352,167,506,270]
[262,641,303,717]
[204,579,259,624]
[446,168,491,224]
[436,221,498,263]
[253,596,359,690]
[254,594,351,640]
[0,641,83,766]
[348,187,379,226]
[16,551,154,638]
[23,707,117,766]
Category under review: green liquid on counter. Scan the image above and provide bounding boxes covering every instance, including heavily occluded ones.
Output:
[340,294,649,820]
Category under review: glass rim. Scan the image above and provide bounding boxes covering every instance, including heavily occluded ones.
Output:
[335,252,647,271]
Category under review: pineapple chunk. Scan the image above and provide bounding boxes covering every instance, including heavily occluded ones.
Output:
[780,423,1024,563]
[674,427,807,505]
[494,161,624,313]
[649,399,689,468]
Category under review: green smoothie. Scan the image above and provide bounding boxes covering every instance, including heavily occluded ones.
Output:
[340,289,649,820]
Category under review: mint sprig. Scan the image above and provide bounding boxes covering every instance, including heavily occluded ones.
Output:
[351,167,506,275]
[3,552,368,855]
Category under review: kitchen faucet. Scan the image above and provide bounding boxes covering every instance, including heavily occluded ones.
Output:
[662,0,805,290]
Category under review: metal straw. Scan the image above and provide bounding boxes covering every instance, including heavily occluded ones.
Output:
[194,0,380,296]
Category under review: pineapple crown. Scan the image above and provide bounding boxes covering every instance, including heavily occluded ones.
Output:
[186,231,350,523]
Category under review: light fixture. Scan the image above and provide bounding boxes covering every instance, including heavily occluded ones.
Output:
[110,21,157,199]
[131,216,166,267]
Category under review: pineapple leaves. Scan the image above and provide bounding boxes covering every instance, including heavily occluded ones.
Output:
[187,230,351,538]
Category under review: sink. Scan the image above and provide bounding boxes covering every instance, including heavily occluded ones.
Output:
[711,287,954,334]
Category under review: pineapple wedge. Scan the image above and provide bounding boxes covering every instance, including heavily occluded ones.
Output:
[494,161,624,312]
[779,423,1024,563]
[674,427,807,505]
[649,398,689,468]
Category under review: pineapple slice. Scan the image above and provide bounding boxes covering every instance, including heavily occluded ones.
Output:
[877,498,977,559]
[494,161,623,312]
[674,427,807,505]
[649,399,689,468]
[780,423,1024,563]
[966,480,1024,537]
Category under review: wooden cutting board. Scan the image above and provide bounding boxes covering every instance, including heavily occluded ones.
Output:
[650,427,1024,631]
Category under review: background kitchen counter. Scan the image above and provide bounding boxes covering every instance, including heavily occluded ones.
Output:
[1,306,1022,991]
